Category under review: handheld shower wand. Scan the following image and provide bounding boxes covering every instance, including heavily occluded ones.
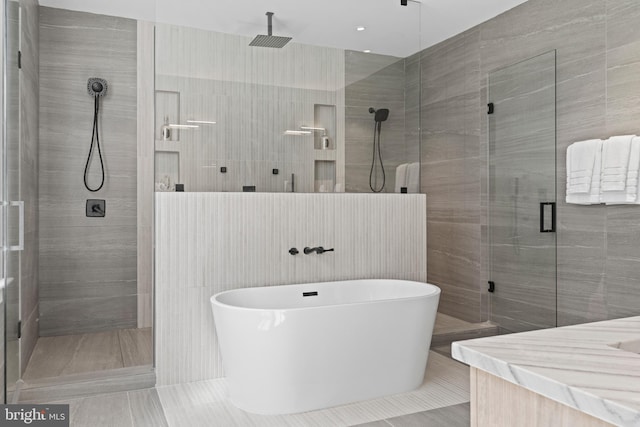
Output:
[368,107,390,193]
[84,77,108,192]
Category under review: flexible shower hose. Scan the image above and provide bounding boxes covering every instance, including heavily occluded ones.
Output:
[369,121,385,192]
[84,94,105,192]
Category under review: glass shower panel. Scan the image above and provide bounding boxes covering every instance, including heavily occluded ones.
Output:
[4,0,21,396]
[488,50,557,333]
[153,1,422,193]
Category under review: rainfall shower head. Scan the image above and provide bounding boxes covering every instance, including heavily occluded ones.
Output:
[249,12,292,48]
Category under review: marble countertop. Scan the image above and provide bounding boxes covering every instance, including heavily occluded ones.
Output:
[452,316,640,427]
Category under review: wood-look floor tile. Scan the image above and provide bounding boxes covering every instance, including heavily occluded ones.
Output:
[385,403,470,427]
[352,421,392,427]
[119,328,153,367]
[68,393,133,427]
[60,331,124,376]
[128,389,169,427]
[157,351,469,427]
[23,335,84,380]
[24,328,152,381]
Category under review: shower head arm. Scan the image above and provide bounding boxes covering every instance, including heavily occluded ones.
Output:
[266,12,274,36]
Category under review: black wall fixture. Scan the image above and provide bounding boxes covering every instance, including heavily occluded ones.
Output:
[84,77,108,192]
[401,0,408,5]
[86,199,106,217]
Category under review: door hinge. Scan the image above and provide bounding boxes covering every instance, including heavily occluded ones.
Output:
[17,321,21,339]
[18,50,22,69]
[488,281,495,293]
[487,102,494,115]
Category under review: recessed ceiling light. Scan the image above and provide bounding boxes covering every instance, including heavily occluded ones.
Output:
[356,26,366,31]
[363,50,371,53]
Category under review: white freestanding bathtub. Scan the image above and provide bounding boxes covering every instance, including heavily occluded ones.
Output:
[211,279,441,415]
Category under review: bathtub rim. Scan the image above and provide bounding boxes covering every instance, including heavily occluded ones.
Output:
[211,279,440,313]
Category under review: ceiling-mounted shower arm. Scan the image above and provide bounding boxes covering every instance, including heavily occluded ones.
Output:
[249,11,292,48]
[266,12,274,36]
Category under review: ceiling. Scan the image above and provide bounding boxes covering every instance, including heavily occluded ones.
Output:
[39,0,528,58]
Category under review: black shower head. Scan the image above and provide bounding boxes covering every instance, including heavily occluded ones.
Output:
[87,77,107,97]
[374,108,389,122]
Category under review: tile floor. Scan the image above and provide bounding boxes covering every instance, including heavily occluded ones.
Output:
[23,328,152,380]
[43,350,470,427]
[27,314,483,426]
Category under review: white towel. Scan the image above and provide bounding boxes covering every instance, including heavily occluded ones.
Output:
[406,162,420,193]
[603,136,640,204]
[395,163,408,193]
[566,139,602,205]
[600,135,634,192]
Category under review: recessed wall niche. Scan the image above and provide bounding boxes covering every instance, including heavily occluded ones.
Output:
[155,90,180,141]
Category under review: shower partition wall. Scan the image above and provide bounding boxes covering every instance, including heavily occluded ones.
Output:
[488,50,557,333]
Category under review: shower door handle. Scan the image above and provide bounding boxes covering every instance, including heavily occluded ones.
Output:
[539,202,556,233]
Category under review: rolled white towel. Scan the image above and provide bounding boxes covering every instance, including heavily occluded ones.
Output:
[395,163,408,193]
[406,162,420,193]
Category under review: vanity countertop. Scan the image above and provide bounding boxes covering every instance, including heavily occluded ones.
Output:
[452,316,640,427]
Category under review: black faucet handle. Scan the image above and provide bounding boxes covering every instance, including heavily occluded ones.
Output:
[318,247,334,254]
[289,248,299,255]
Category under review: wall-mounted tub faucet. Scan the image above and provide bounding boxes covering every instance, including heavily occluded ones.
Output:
[304,246,334,255]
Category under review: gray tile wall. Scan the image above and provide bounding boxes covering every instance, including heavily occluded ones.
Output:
[345,51,414,193]
[421,29,482,322]
[420,0,640,325]
[20,0,40,373]
[38,7,137,336]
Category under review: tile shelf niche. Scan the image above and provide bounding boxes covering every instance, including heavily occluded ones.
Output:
[155,90,180,142]
[314,149,336,161]
[313,104,337,192]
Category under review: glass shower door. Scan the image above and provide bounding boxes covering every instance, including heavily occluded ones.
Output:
[488,50,557,333]
[4,0,22,397]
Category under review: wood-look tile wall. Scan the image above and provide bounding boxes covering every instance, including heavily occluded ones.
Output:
[344,51,417,193]
[420,28,482,323]
[155,193,426,385]
[154,24,346,193]
[38,8,138,336]
[420,0,640,325]
[20,0,40,374]
[136,21,154,328]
